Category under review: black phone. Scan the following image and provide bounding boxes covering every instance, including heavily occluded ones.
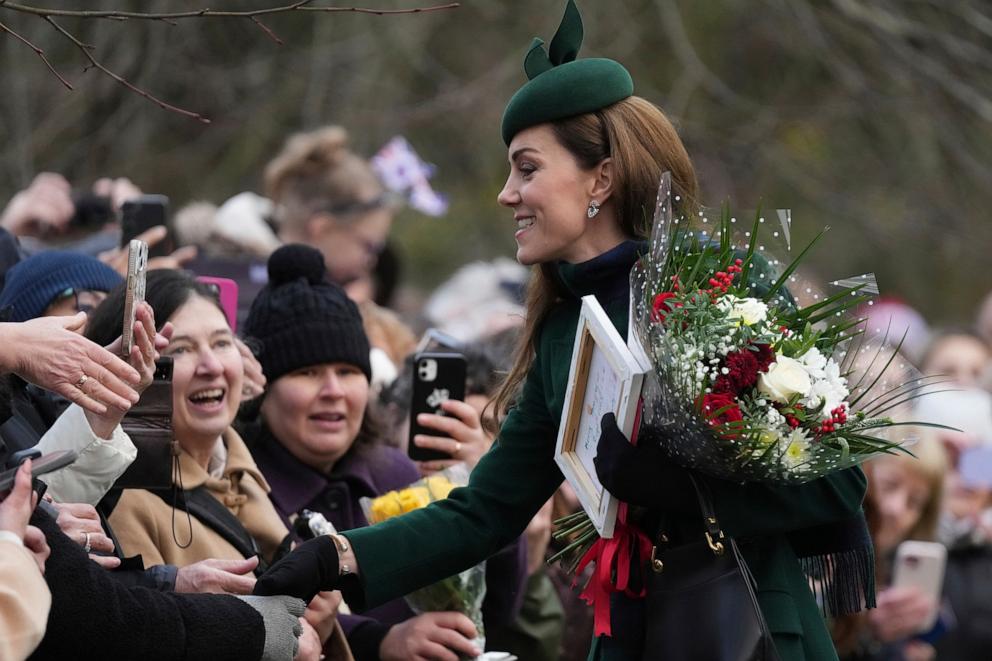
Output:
[408,352,467,462]
[120,194,173,258]
[0,450,77,492]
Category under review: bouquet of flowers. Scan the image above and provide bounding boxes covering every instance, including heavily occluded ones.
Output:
[629,173,950,483]
[361,465,489,658]
[551,173,952,571]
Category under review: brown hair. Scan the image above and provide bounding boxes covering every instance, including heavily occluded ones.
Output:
[489,97,698,419]
[264,126,384,230]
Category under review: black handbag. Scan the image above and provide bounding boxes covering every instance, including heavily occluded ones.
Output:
[641,473,780,661]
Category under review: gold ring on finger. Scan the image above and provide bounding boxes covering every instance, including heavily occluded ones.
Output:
[453,441,462,457]
[75,374,89,388]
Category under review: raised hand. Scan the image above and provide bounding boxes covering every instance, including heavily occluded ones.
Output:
[414,399,492,474]
[0,314,140,416]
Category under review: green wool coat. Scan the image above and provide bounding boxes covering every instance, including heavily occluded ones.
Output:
[346,243,864,661]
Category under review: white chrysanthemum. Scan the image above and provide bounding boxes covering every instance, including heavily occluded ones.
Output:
[807,358,850,413]
[798,347,827,378]
[727,297,769,326]
[780,429,811,471]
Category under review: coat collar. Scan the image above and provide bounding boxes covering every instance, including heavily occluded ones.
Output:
[554,239,646,303]
[252,426,382,518]
[176,427,271,493]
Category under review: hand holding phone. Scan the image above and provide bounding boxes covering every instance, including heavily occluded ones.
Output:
[892,540,947,633]
[121,240,148,357]
[408,352,467,462]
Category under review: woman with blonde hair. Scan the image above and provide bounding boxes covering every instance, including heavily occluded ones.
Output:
[265,126,395,300]
[833,435,947,661]
[256,3,871,659]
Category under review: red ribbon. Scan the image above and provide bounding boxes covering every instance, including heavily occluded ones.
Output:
[575,508,652,636]
[574,399,651,638]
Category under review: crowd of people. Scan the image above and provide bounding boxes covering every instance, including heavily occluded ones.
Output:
[1,2,991,660]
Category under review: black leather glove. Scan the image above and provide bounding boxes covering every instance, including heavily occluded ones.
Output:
[253,535,339,602]
[593,412,693,508]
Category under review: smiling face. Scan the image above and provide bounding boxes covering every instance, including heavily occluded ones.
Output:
[163,296,244,453]
[260,363,370,473]
[497,124,619,266]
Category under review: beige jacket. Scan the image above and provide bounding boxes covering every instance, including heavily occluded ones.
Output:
[109,427,288,566]
[0,536,51,661]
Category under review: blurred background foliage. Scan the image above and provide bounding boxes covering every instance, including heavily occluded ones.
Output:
[1,0,990,323]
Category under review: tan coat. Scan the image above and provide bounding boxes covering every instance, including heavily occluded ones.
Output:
[109,427,289,567]
[0,537,51,661]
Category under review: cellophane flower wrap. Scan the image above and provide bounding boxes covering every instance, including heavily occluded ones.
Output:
[629,172,949,482]
[361,464,488,656]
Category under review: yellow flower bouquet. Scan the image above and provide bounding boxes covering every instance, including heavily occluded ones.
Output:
[361,465,492,659]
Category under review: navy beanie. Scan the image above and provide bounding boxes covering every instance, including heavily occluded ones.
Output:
[243,244,371,383]
[0,250,124,322]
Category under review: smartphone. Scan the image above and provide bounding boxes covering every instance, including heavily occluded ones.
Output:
[121,240,148,357]
[0,450,77,492]
[892,540,947,632]
[197,276,239,332]
[408,352,467,462]
[120,194,173,258]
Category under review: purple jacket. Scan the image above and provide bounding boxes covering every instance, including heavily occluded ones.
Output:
[251,429,526,660]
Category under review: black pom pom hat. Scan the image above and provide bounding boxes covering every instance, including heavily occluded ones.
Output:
[243,244,371,384]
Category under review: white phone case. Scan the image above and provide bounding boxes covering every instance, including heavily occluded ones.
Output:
[892,540,946,632]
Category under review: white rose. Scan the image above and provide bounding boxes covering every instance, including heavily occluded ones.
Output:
[727,297,768,326]
[758,354,812,404]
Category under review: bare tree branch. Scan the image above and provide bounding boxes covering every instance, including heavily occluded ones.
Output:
[250,16,284,45]
[0,1,460,122]
[43,15,212,123]
[0,1,460,21]
[0,18,72,89]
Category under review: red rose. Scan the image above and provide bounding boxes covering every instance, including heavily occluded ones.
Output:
[700,392,744,438]
[651,292,679,323]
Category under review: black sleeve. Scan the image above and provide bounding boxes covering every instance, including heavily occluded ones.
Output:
[29,510,266,661]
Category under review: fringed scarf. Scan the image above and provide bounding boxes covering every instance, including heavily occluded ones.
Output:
[789,514,876,616]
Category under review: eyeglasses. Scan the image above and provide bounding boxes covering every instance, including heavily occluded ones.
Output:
[53,288,107,314]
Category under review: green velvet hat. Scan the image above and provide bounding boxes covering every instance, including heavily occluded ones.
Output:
[500,0,634,145]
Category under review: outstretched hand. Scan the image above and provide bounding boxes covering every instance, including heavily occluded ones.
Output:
[0,314,140,415]
[254,535,340,603]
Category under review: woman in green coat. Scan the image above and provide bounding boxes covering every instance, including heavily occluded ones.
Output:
[256,3,872,659]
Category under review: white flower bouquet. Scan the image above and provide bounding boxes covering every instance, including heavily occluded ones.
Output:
[628,173,952,483]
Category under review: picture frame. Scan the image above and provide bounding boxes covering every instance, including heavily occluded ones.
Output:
[554,295,648,538]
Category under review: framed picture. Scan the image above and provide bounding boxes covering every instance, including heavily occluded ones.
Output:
[554,295,648,538]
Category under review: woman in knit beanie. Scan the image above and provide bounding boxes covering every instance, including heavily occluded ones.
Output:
[0,250,122,323]
[242,244,526,661]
